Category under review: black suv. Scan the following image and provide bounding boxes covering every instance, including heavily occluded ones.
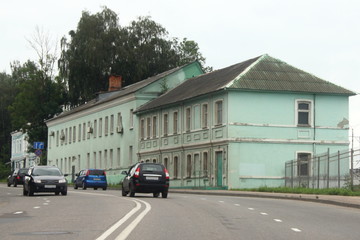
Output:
[121,163,170,198]
[7,168,28,187]
[23,166,68,196]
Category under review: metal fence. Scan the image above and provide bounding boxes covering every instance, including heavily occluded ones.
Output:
[285,148,360,189]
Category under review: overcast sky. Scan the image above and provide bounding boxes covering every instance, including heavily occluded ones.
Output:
[1,0,359,147]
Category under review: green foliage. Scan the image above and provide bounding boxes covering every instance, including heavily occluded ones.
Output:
[59,7,211,107]
[8,61,66,154]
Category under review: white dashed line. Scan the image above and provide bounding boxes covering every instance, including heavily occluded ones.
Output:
[234,204,240,206]
[34,206,40,209]
[291,228,302,232]
[274,219,283,222]
[218,201,225,203]
[260,212,268,216]
[43,203,49,205]
[14,211,23,214]
[248,208,254,210]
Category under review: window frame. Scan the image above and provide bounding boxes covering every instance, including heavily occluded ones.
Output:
[296,100,312,127]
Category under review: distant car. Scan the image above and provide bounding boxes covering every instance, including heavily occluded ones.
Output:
[74,169,107,190]
[121,162,170,198]
[23,166,68,196]
[7,168,29,187]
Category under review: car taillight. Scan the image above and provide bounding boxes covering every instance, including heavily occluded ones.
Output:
[134,167,140,178]
[16,176,20,180]
[164,168,169,179]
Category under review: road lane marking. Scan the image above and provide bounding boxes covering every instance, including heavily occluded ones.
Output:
[248,208,254,210]
[260,212,268,215]
[218,201,225,203]
[96,199,141,240]
[14,211,23,214]
[274,219,283,222]
[234,204,240,206]
[34,206,40,209]
[291,228,302,232]
[115,199,151,240]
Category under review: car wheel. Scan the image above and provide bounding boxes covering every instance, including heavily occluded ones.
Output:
[153,192,160,198]
[121,186,127,196]
[129,184,135,197]
[27,186,34,196]
[61,191,67,196]
[23,186,27,196]
[74,184,78,189]
[162,191,168,198]
[94,188,98,190]
[102,187,107,191]
[7,182,11,187]
[14,180,17,187]
[55,192,60,195]
[82,182,87,190]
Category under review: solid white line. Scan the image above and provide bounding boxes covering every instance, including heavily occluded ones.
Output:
[115,199,152,240]
[96,199,141,240]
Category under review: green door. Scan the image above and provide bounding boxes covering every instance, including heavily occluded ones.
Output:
[216,152,223,187]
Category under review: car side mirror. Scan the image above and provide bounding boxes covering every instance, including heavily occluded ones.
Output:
[75,173,79,176]
[121,171,127,175]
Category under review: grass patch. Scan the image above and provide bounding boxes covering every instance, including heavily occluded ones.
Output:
[231,186,360,196]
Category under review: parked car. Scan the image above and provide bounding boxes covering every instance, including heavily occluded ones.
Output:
[7,168,29,187]
[74,169,107,190]
[23,166,68,196]
[121,162,170,198]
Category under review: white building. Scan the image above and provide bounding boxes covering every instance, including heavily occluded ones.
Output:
[10,130,36,170]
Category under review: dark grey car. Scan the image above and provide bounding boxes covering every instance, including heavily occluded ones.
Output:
[23,166,68,196]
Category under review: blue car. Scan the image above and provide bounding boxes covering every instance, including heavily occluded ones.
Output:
[74,169,107,190]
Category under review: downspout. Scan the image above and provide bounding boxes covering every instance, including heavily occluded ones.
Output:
[313,94,316,155]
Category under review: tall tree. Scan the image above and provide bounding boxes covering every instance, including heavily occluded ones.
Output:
[59,7,211,107]
[0,72,16,167]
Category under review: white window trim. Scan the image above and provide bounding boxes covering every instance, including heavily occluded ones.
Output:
[295,99,313,127]
[295,151,313,176]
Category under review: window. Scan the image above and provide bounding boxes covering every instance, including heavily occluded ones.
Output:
[202,104,208,128]
[87,121,91,139]
[117,113,123,133]
[297,152,311,176]
[109,149,113,168]
[203,152,208,177]
[146,117,151,138]
[163,113,168,136]
[68,127,72,144]
[215,101,223,125]
[173,156,179,179]
[78,124,81,142]
[82,123,86,140]
[164,157,168,169]
[173,112,178,134]
[140,119,145,139]
[187,155,192,178]
[73,126,76,142]
[56,130,59,146]
[65,128,68,144]
[117,148,121,167]
[99,118,102,137]
[186,107,191,132]
[130,109,134,129]
[152,116,157,138]
[94,120,97,138]
[297,101,311,126]
[105,116,109,136]
[110,115,114,134]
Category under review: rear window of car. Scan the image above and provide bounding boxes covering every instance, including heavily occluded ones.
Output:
[19,169,28,174]
[88,170,105,175]
[141,164,163,172]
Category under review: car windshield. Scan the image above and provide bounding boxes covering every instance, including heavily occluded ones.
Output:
[141,164,163,172]
[33,168,62,176]
[89,170,105,175]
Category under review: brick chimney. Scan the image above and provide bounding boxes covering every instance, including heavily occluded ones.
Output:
[108,75,122,91]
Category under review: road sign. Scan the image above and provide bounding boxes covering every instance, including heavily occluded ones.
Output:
[35,149,42,157]
[33,142,44,149]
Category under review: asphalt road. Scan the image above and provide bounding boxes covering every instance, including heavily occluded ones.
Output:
[1,184,360,240]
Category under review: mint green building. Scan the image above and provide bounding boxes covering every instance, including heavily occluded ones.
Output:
[135,54,355,189]
[46,55,355,189]
[46,62,203,184]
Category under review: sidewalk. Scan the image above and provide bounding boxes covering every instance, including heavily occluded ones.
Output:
[169,188,360,209]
